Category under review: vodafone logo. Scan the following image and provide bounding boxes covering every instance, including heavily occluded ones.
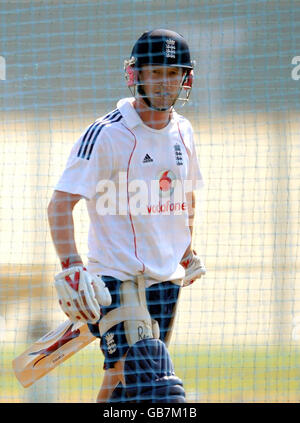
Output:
[158,170,176,197]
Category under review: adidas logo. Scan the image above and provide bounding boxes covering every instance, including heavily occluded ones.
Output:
[143,153,154,163]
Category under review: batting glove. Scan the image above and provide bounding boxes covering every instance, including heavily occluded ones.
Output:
[54,266,112,324]
[180,250,206,287]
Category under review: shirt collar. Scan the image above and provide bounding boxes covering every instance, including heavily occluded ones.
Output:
[116,97,179,130]
[116,97,143,129]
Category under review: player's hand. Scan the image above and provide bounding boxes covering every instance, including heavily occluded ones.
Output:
[54,266,112,323]
[180,250,206,287]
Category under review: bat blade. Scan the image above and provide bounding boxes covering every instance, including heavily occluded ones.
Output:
[12,319,96,388]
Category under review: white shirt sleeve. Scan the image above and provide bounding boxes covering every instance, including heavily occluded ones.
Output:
[54,124,113,200]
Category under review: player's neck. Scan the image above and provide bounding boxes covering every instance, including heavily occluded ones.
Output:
[133,98,172,130]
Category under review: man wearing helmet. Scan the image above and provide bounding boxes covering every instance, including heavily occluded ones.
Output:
[48,29,205,403]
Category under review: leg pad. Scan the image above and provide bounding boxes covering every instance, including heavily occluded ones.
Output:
[124,338,186,403]
[108,382,127,403]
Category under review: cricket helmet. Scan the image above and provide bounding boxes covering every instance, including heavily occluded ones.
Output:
[124,29,194,110]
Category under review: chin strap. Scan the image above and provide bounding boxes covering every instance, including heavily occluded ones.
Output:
[134,71,188,112]
[137,84,175,112]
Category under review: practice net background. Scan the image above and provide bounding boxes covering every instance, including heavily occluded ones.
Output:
[0,0,300,403]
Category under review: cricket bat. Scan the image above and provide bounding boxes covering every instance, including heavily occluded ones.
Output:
[12,319,96,388]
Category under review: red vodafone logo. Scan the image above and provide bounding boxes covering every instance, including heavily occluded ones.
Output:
[159,171,172,192]
[158,170,176,197]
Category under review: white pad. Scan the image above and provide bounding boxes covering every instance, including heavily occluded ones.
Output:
[99,276,159,345]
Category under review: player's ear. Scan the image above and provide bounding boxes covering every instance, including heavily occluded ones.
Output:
[125,65,139,87]
[183,69,193,90]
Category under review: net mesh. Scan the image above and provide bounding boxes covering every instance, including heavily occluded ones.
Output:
[1,0,300,403]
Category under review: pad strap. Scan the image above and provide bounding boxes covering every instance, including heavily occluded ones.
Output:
[99,305,150,336]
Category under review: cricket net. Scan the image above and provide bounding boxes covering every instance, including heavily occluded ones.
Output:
[0,0,300,403]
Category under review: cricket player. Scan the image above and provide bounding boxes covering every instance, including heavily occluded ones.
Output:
[48,28,205,403]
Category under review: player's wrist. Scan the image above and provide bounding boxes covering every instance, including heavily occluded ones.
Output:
[181,248,193,262]
[60,254,83,269]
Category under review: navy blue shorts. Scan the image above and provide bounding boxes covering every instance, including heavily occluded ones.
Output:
[87,276,180,370]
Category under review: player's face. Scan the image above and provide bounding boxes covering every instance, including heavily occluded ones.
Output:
[139,65,184,110]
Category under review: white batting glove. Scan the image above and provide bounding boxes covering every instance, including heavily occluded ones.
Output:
[54,266,112,324]
[180,250,206,287]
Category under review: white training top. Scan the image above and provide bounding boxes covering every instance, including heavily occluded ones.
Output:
[55,97,204,287]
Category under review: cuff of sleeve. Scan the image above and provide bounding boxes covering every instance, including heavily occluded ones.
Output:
[54,183,94,200]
